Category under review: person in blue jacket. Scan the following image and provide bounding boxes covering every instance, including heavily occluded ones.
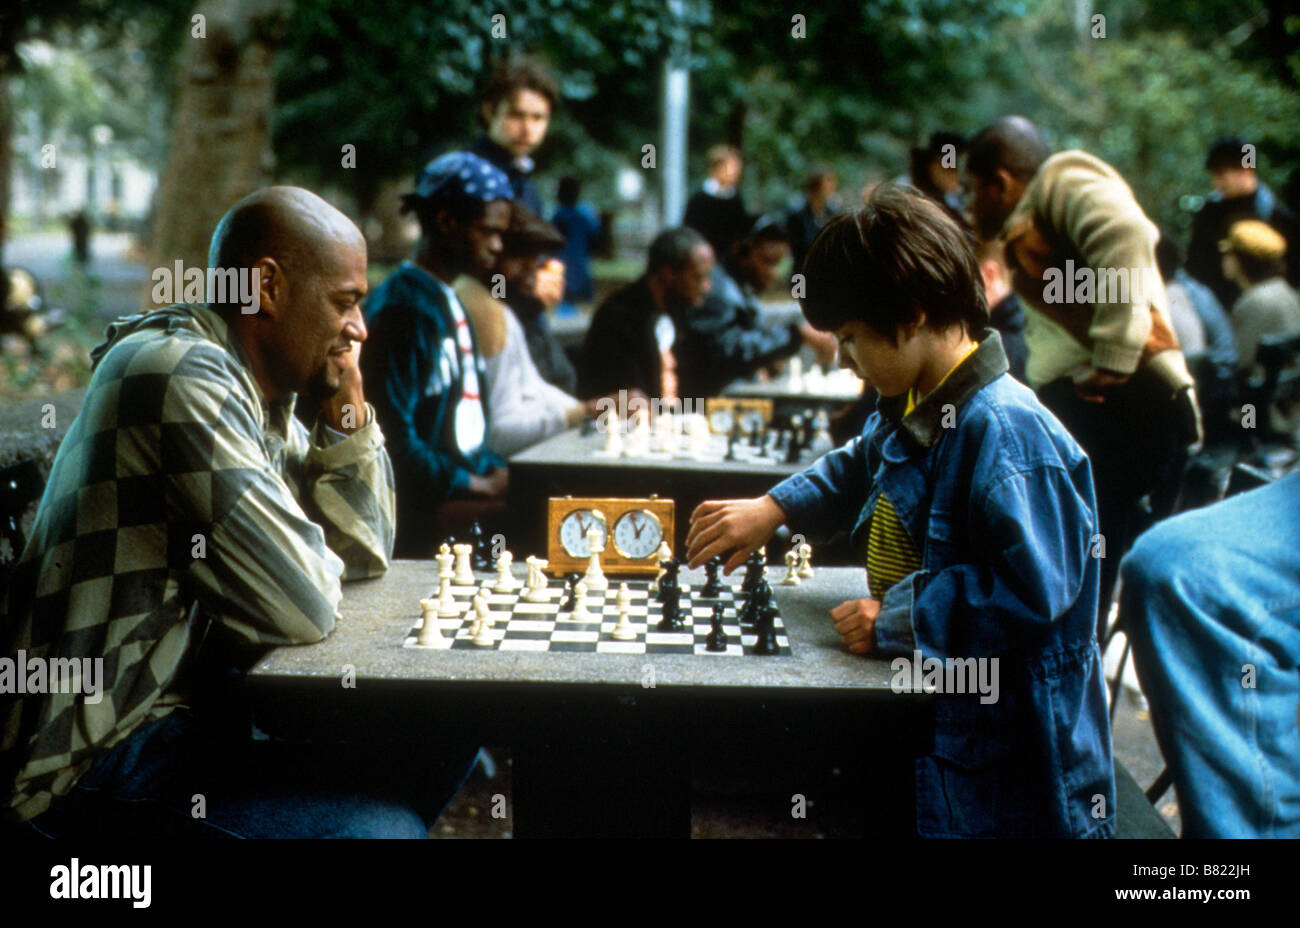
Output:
[685,185,1115,837]
[362,152,513,556]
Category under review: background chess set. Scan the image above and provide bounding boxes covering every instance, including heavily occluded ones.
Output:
[403,580,792,656]
[588,408,834,464]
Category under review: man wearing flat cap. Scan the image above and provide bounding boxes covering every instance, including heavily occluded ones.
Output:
[454,202,609,456]
[362,152,514,555]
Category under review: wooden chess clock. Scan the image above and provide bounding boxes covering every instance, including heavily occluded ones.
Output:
[546,496,675,577]
[704,397,773,434]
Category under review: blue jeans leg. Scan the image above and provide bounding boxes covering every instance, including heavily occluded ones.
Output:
[27,709,479,839]
[1121,472,1300,837]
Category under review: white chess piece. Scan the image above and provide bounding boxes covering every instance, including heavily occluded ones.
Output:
[623,408,650,457]
[684,415,710,455]
[603,416,624,454]
[493,550,517,593]
[435,543,454,583]
[417,598,444,645]
[436,573,460,617]
[522,555,549,602]
[472,593,494,646]
[582,524,608,591]
[797,542,814,579]
[809,409,834,456]
[648,541,673,593]
[572,579,592,621]
[611,583,636,640]
[787,356,804,391]
[781,549,801,586]
[453,543,474,585]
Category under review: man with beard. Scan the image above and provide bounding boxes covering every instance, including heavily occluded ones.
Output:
[3,189,472,837]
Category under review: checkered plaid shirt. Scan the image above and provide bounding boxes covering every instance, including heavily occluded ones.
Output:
[1,304,395,823]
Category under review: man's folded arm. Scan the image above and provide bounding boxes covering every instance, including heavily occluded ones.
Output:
[164,371,346,645]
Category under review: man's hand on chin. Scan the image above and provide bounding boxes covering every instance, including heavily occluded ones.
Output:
[321,343,367,434]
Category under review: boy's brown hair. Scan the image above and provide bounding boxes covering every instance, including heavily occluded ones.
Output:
[800,184,989,341]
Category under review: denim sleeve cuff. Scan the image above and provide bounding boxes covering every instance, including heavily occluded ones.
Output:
[767,474,811,525]
[874,572,922,656]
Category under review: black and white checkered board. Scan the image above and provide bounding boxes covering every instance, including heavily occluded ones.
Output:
[404,580,791,656]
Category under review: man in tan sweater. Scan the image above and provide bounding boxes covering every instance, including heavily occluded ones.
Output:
[966,116,1200,624]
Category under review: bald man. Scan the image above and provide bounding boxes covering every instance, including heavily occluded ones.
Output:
[2,188,472,837]
[965,116,1200,628]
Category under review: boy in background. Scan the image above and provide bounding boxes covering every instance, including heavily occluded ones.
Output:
[685,185,1114,837]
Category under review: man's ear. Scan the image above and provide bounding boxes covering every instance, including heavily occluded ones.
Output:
[480,100,498,127]
[254,258,285,319]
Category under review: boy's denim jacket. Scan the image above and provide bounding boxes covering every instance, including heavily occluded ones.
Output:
[769,330,1115,837]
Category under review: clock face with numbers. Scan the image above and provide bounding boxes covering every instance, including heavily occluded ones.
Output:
[708,407,735,434]
[611,509,663,559]
[558,509,607,558]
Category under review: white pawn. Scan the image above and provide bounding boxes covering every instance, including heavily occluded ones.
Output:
[582,524,608,591]
[436,573,460,617]
[417,598,444,645]
[472,593,494,646]
[781,549,801,586]
[572,579,592,621]
[797,542,814,579]
[611,583,636,640]
[493,550,517,593]
[453,543,474,585]
[648,541,672,593]
[786,356,804,391]
[603,417,624,455]
[523,555,550,602]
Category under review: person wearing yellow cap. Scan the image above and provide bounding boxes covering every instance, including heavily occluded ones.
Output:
[1219,219,1300,437]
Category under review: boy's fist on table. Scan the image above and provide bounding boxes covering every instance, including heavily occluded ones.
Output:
[830,598,881,654]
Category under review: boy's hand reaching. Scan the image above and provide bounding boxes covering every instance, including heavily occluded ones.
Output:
[685,495,786,572]
[830,598,882,654]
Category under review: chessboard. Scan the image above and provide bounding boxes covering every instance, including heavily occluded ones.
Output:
[590,427,825,466]
[404,579,792,656]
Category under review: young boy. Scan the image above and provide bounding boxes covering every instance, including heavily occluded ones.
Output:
[685,185,1115,837]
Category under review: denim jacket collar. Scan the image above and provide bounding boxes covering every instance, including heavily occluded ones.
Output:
[876,329,1010,452]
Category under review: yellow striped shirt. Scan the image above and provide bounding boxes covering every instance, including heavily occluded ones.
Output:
[865,341,977,598]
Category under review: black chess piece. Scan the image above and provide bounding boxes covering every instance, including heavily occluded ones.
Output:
[702,556,723,597]
[656,557,681,602]
[469,522,491,571]
[749,420,762,447]
[784,426,803,465]
[560,572,581,612]
[741,549,765,594]
[753,598,780,655]
[657,580,684,631]
[741,576,771,628]
[724,432,737,462]
[706,602,728,652]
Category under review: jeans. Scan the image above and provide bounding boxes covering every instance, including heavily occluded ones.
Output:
[1121,471,1300,837]
[23,709,478,838]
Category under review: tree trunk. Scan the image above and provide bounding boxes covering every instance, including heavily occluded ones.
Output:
[146,0,289,305]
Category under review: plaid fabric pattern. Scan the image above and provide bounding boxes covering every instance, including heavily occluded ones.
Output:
[1,304,395,823]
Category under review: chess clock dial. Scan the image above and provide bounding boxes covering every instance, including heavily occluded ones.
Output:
[708,407,734,434]
[558,509,607,558]
[739,409,765,435]
[611,509,664,559]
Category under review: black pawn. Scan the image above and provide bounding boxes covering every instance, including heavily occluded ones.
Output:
[469,522,491,571]
[560,572,581,612]
[706,602,728,652]
[753,599,780,655]
[702,556,723,598]
[724,432,737,462]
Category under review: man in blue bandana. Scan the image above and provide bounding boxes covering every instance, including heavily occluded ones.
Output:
[362,152,514,556]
